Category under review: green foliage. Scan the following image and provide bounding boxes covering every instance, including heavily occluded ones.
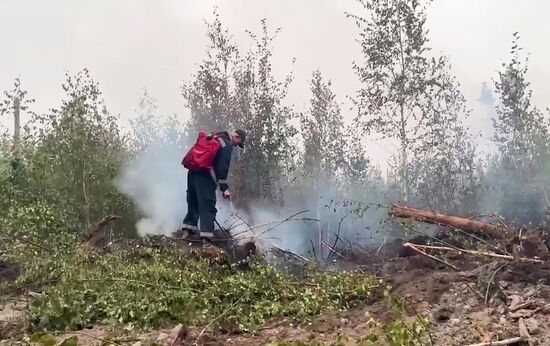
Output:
[1,71,137,238]
[266,314,429,346]
[0,201,77,260]
[2,5,549,345]
[492,32,550,174]
[300,69,347,188]
[482,33,550,226]
[182,11,298,204]
[30,332,58,346]
[27,248,380,333]
[348,0,477,211]
[32,69,134,232]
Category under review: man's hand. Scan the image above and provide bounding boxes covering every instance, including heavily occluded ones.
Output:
[223,190,231,199]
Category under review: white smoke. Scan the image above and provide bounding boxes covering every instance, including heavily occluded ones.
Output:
[115,138,399,257]
[115,137,284,240]
[117,140,190,237]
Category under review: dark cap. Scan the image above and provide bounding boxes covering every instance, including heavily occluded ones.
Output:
[235,129,246,148]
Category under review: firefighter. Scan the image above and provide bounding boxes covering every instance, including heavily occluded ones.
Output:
[181,129,246,243]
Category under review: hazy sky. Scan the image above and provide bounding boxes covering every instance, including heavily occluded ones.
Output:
[1,0,549,168]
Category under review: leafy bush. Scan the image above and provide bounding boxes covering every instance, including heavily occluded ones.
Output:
[0,202,77,260]
[28,248,380,333]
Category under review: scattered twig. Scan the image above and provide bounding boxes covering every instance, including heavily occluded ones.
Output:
[510,301,534,313]
[450,226,510,255]
[71,330,122,346]
[328,213,348,261]
[403,243,459,271]
[194,298,242,345]
[230,211,254,233]
[408,304,434,346]
[331,231,343,247]
[376,233,388,254]
[518,317,531,342]
[232,217,318,238]
[257,210,316,237]
[321,240,344,259]
[271,243,310,262]
[0,231,50,251]
[219,210,312,263]
[485,264,505,305]
[76,278,198,292]
[286,281,323,287]
[409,243,543,263]
[310,239,318,261]
[406,243,518,301]
[464,337,523,346]
[403,224,492,260]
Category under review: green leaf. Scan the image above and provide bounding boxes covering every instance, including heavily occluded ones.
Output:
[30,333,57,346]
[59,336,78,346]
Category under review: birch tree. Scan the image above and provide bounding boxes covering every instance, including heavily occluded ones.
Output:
[349,0,471,202]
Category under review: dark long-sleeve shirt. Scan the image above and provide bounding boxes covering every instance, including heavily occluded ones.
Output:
[212,132,233,192]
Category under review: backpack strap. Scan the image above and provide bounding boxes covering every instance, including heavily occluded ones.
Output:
[207,132,227,147]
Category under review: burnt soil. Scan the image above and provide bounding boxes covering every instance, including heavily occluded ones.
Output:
[196,252,550,346]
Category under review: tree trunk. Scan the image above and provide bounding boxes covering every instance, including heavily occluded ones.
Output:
[13,97,20,155]
[399,101,409,201]
[388,204,509,239]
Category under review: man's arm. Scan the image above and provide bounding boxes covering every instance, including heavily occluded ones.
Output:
[213,144,233,192]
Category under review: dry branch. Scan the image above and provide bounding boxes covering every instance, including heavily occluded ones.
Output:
[321,240,344,259]
[227,210,311,263]
[82,214,122,248]
[194,298,242,345]
[465,337,523,346]
[518,318,531,342]
[485,264,505,305]
[71,331,122,346]
[326,213,348,261]
[408,243,543,263]
[271,244,310,262]
[403,243,459,270]
[389,204,509,239]
[0,232,50,251]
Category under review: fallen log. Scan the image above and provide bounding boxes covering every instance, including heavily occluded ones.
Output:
[389,204,509,239]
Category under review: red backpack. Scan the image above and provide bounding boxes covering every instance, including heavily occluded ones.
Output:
[182,131,224,172]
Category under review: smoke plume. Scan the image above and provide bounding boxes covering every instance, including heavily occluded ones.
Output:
[116,139,403,257]
[117,140,191,237]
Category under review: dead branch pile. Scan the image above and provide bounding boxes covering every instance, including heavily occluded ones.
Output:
[387,204,550,345]
[389,204,550,265]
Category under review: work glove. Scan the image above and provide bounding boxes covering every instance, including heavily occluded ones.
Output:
[223,190,231,200]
